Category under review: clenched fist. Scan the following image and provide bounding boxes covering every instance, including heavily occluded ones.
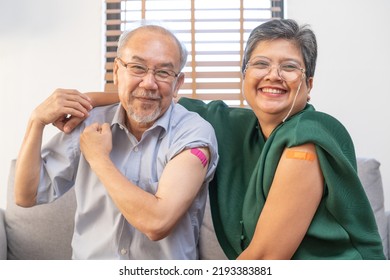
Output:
[80,122,112,165]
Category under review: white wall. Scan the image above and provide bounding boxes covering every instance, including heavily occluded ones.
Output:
[286,0,390,210]
[0,0,103,207]
[1,0,389,211]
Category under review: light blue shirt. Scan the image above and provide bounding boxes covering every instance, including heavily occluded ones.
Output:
[37,102,218,259]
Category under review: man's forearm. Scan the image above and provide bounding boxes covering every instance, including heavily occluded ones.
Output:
[14,118,45,207]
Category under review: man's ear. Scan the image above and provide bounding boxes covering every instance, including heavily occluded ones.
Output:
[172,72,185,98]
[113,59,119,85]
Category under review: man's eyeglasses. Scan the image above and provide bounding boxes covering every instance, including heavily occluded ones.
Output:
[116,57,179,82]
[245,58,305,82]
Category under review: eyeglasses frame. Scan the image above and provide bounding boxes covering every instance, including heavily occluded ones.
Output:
[245,59,306,82]
[116,57,180,82]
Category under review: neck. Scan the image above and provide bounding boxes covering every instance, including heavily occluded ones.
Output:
[125,116,152,141]
[261,123,279,140]
[256,114,281,140]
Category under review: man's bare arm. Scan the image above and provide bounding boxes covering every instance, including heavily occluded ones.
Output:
[14,89,92,207]
[80,122,210,240]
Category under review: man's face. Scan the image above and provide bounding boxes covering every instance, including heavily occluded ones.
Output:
[114,29,184,126]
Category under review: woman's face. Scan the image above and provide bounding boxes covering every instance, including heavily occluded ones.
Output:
[243,39,313,124]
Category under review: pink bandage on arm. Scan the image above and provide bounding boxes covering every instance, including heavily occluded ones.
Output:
[190,148,208,167]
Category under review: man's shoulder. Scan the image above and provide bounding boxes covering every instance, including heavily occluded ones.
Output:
[86,104,119,124]
[166,103,216,141]
[172,103,212,127]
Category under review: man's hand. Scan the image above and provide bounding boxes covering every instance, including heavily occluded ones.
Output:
[33,89,92,133]
[80,123,112,165]
[53,115,87,134]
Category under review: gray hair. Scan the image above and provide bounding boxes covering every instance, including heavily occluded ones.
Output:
[242,19,317,84]
[117,20,188,71]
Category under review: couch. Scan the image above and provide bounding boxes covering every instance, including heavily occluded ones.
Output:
[1,158,389,260]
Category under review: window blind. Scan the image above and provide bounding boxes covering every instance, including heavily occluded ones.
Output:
[104,0,283,107]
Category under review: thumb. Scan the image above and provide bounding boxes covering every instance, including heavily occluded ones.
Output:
[63,116,86,133]
[101,123,111,133]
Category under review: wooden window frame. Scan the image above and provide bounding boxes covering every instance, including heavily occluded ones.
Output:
[104,0,284,107]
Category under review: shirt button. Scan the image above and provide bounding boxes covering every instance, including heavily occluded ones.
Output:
[120,248,127,255]
[134,147,139,152]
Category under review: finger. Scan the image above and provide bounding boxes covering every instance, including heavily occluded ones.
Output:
[52,114,71,131]
[53,121,64,131]
[55,88,88,101]
[75,94,93,111]
[87,122,100,132]
[62,116,86,134]
[63,102,90,118]
[79,92,92,103]
[101,123,111,133]
[54,89,93,113]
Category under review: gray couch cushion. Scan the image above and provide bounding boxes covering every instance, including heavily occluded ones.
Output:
[5,160,75,259]
[199,193,227,260]
[0,209,6,259]
[357,157,388,259]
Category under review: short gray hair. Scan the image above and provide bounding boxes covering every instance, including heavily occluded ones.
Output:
[242,19,317,85]
[117,20,188,71]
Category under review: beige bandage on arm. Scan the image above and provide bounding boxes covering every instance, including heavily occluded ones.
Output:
[285,149,315,161]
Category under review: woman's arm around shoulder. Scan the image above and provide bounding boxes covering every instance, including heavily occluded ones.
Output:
[53,91,119,133]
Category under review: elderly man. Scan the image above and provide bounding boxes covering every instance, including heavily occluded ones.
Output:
[13,23,218,259]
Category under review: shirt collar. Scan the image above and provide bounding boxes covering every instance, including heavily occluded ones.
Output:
[111,101,175,138]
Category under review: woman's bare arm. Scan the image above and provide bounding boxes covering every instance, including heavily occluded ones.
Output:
[53,92,119,133]
[86,92,119,107]
[237,143,323,260]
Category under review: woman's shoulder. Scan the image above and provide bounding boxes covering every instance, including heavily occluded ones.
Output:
[280,105,354,150]
[296,106,350,135]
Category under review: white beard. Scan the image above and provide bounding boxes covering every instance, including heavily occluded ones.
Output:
[127,105,162,124]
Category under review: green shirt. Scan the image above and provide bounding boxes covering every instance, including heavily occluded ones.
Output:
[179,98,385,260]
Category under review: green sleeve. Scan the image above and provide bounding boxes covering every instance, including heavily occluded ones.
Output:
[179,98,265,259]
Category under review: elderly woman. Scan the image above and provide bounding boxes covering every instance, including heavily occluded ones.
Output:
[54,19,385,259]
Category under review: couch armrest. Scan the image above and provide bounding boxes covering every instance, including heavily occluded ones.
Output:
[0,208,7,260]
[387,211,390,260]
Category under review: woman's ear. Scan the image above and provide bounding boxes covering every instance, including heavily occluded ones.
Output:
[306,77,314,102]
[307,77,314,91]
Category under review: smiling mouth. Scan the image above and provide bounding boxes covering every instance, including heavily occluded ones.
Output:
[261,87,286,94]
[136,96,161,102]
